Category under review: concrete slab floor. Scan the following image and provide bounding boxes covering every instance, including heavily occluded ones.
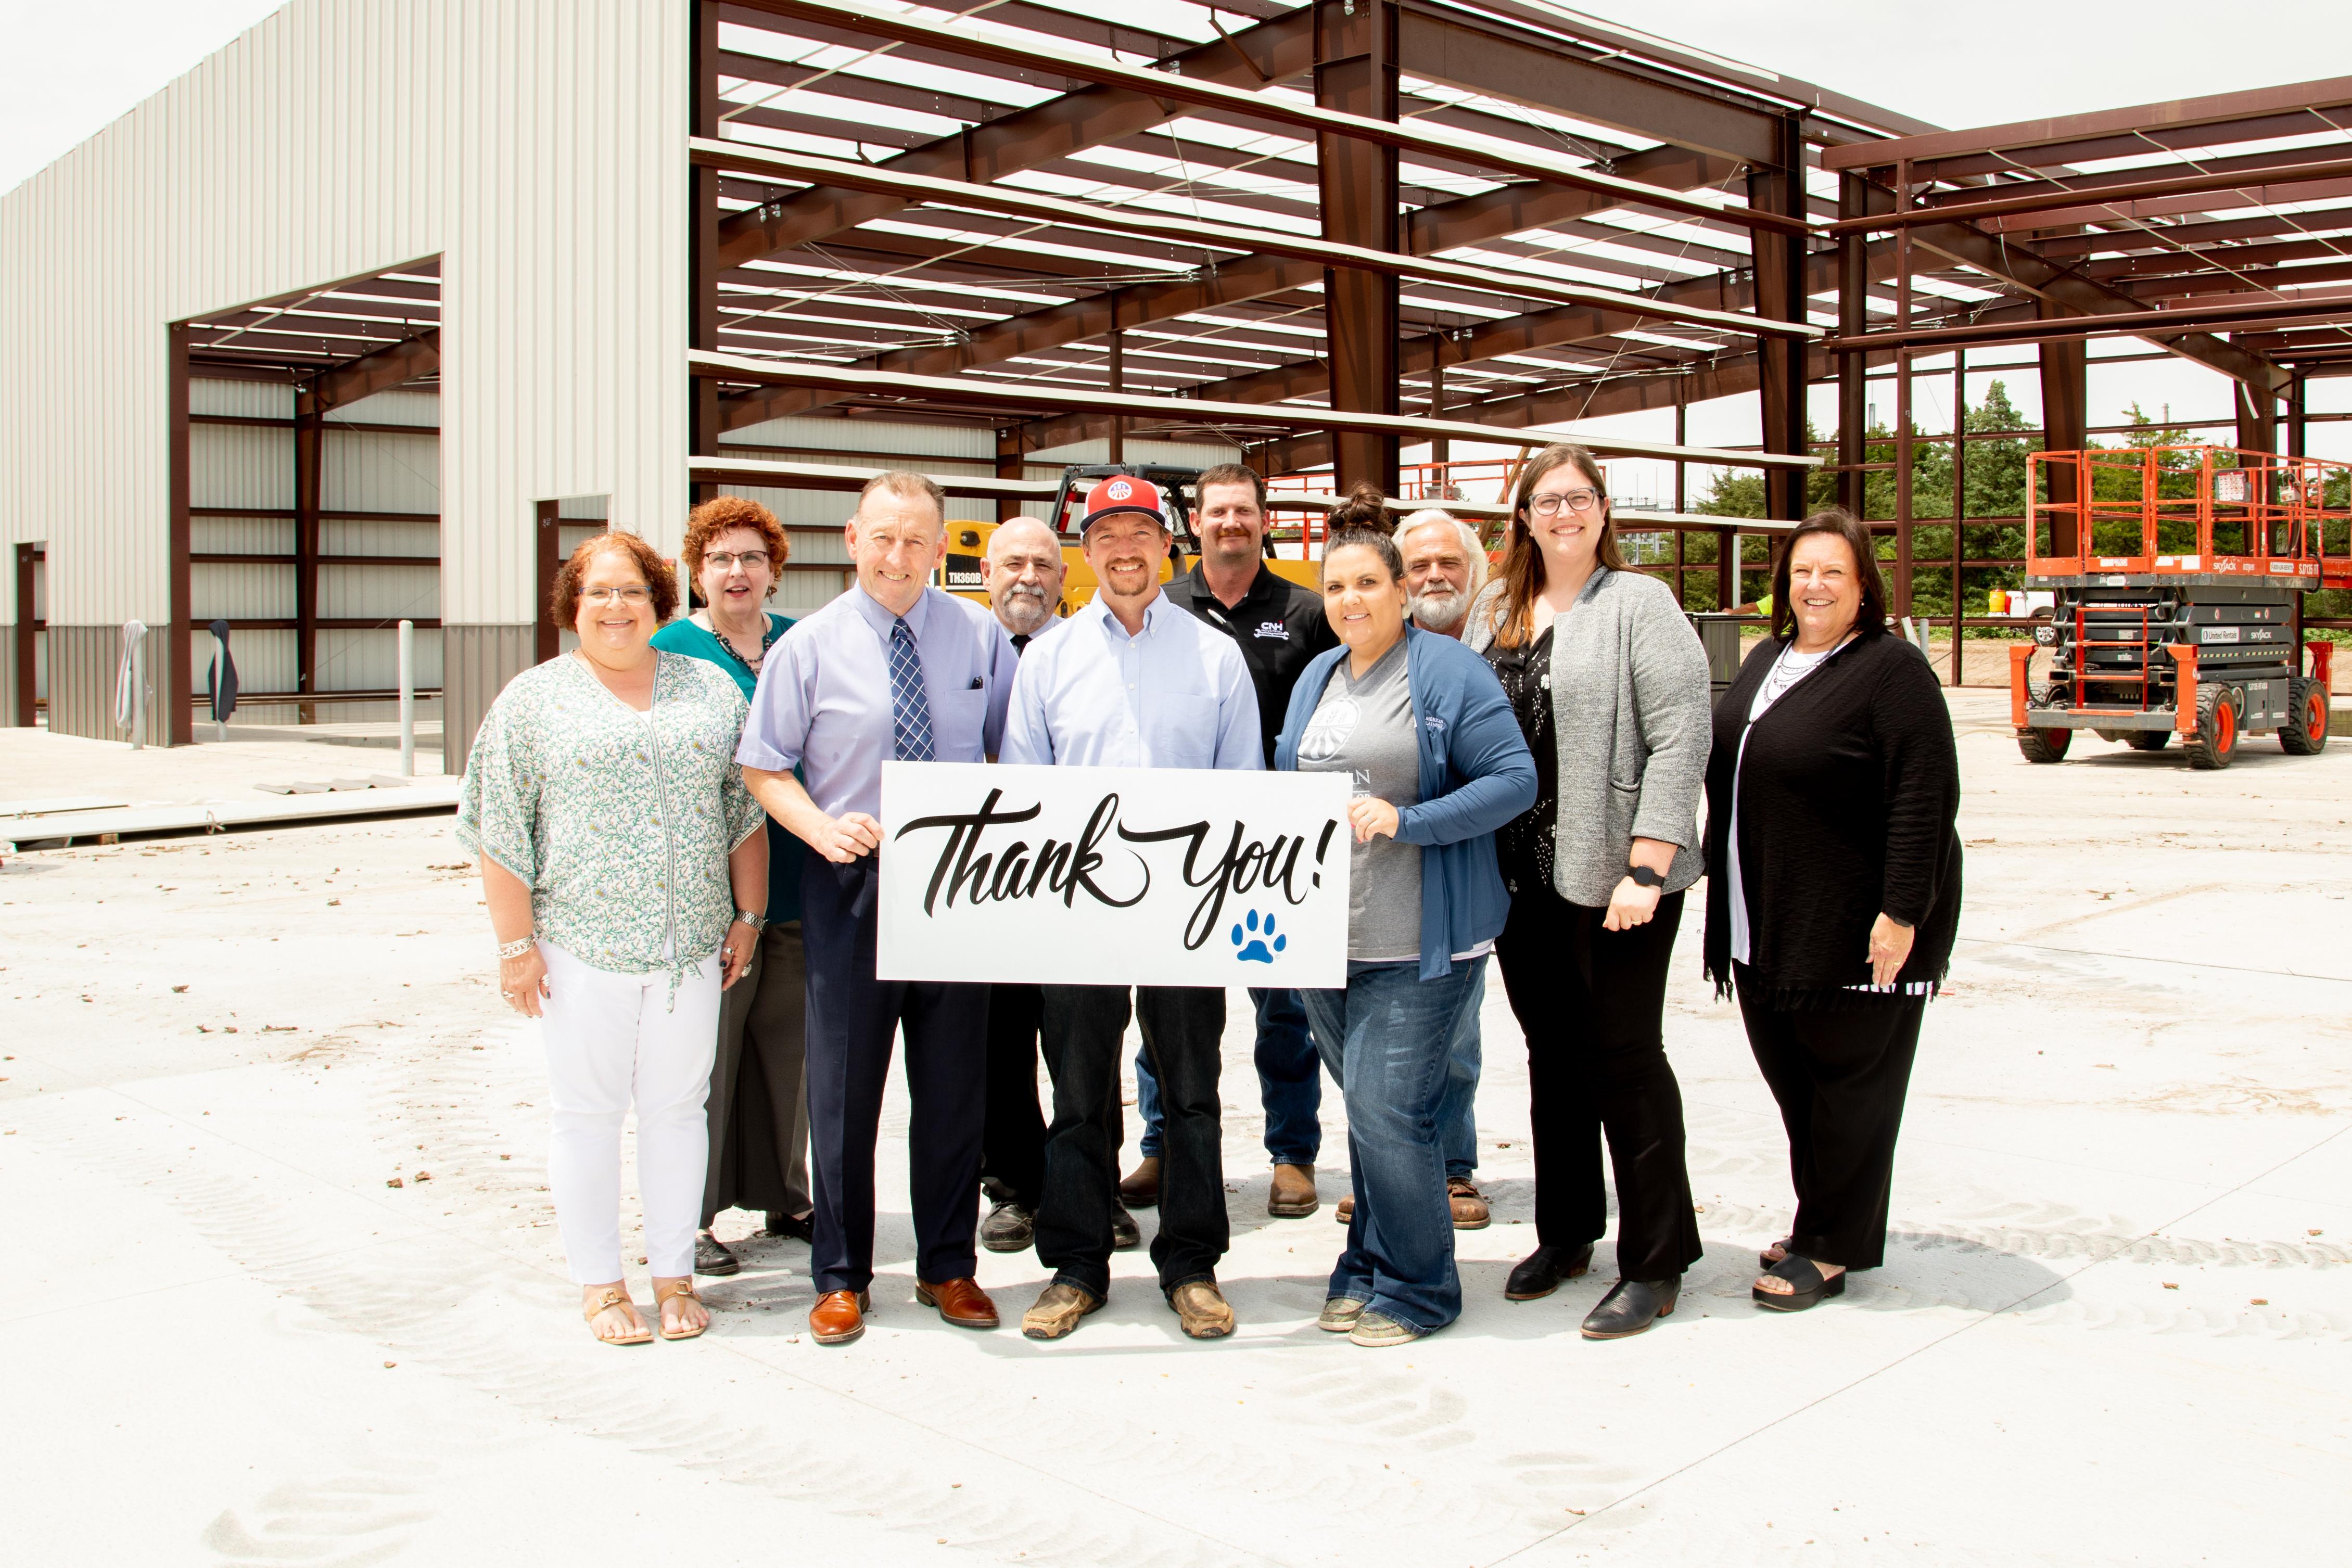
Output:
[2,694,2346,1565]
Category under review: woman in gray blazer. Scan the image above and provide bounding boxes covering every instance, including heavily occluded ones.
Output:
[1467,444,1712,1341]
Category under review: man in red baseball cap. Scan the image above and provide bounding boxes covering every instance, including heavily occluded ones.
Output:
[1000,467,1264,1342]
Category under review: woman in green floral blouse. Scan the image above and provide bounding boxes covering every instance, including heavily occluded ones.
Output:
[457,530,768,1346]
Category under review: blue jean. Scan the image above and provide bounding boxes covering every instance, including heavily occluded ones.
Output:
[1300,957,1489,1334]
[1137,987,1321,1166]
[1439,962,1484,1182]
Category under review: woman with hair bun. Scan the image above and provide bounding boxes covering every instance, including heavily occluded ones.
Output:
[1466,443,1711,1341]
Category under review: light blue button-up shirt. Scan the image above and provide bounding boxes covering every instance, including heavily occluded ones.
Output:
[1002,591,1262,771]
[738,583,1015,818]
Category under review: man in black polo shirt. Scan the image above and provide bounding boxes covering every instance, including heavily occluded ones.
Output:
[1122,461,1339,1219]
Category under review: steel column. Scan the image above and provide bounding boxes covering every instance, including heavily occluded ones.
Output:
[1315,0,1400,496]
[2291,372,2309,457]
[11,542,35,726]
[1892,159,1914,616]
[1951,349,1966,685]
[2038,310,2089,557]
[1837,172,1870,518]
[1673,396,1687,607]
[535,501,562,665]
[168,322,193,745]
[2235,379,2278,455]
[1106,314,1125,465]
[1750,111,1809,525]
[690,0,723,501]
[996,428,1024,524]
[293,390,323,720]
[1429,335,1448,471]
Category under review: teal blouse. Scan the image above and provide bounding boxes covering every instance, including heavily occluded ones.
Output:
[649,611,804,924]
[456,651,766,989]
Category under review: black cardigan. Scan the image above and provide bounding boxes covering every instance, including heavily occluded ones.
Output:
[1701,631,1962,1006]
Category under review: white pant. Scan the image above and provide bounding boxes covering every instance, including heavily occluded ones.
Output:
[538,940,721,1284]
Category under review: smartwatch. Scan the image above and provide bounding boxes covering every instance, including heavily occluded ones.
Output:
[1626,865,1666,889]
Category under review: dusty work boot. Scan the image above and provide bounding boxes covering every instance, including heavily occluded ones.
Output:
[1267,1163,1319,1218]
[1317,1296,1368,1333]
[1168,1280,1236,1339]
[1021,1281,1104,1341]
[1111,1203,1142,1251]
[1118,1156,1162,1208]
[1336,1194,1355,1224]
[695,1231,741,1277]
[1448,1178,1491,1230]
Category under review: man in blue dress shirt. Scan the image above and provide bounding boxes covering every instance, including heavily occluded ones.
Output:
[1000,476,1262,1342]
[739,471,1018,1347]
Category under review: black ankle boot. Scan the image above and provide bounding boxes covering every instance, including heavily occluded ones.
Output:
[1504,1242,1595,1301]
[1580,1277,1679,1339]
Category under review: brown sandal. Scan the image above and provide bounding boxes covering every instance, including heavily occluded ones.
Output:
[582,1285,652,1346]
[654,1278,707,1341]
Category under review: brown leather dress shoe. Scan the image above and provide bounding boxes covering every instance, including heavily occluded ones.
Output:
[1168,1279,1235,1338]
[1336,1194,1355,1224]
[808,1289,871,1345]
[1448,1177,1491,1230]
[914,1277,1000,1330]
[1268,1162,1318,1218]
[1118,1156,1162,1208]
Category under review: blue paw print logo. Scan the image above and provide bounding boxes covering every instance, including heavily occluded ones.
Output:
[1231,910,1286,964]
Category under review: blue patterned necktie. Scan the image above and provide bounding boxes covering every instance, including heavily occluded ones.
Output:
[887,617,936,762]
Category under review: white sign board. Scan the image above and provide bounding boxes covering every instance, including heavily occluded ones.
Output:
[876,761,1352,988]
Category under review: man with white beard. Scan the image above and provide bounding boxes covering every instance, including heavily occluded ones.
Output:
[1399,508,1488,640]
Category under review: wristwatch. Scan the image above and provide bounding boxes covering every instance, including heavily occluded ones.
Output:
[1626,865,1666,889]
[733,908,768,932]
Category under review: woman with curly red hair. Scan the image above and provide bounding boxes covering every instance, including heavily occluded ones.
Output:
[650,495,816,1278]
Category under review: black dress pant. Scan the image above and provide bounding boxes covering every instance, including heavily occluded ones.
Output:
[800,857,988,1295]
[1495,886,1703,1281]
[1736,979,1925,1271]
[1037,984,1226,1297]
[981,981,1048,1208]
[701,920,811,1229]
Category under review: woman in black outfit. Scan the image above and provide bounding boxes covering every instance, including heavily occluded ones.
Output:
[1702,508,1963,1312]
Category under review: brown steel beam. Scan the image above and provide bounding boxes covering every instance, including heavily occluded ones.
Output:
[535,501,562,665]
[1318,0,1401,496]
[307,330,441,413]
[293,391,323,720]
[1751,111,1809,525]
[168,323,193,746]
[725,0,1811,237]
[718,143,1746,430]
[694,1,724,507]
[1819,74,2352,173]
[2039,305,2087,556]
[12,541,35,727]
[1830,289,2352,352]
[714,6,1313,269]
[1828,155,2352,234]
[1838,172,1870,517]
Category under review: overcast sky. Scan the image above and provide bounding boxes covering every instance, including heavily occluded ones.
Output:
[5,0,2345,476]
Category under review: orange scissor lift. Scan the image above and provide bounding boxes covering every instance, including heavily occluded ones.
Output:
[2012,445,2352,769]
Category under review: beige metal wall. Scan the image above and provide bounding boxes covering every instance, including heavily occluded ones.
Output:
[0,0,689,748]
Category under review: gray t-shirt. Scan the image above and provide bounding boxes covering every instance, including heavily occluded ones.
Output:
[1294,639,1422,962]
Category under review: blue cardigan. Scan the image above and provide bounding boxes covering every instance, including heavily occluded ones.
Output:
[1274,627,1537,980]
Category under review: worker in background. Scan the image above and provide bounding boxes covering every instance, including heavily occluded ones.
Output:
[738,471,1017,1348]
[1003,475,1262,1342]
[971,518,1141,1258]
[1143,461,1339,1222]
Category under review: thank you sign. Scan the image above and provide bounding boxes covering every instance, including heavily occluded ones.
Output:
[876,762,1352,988]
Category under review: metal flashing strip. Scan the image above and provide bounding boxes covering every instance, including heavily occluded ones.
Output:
[688,350,1824,471]
[695,140,1819,341]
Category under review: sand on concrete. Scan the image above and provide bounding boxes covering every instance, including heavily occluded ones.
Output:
[2,695,2347,1565]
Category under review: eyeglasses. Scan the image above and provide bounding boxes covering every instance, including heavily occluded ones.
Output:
[1526,489,1603,517]
[581,585,653,606]
[704,551,770,569]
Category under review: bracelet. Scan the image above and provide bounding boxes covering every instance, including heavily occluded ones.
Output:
[497,937,536,960]
[734,909,767,932]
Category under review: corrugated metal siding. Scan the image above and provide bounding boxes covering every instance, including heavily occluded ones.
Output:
[48,624,172,747]
[194,424,295,511]
[192,380,295,419]
[0,0,688,741]
[325,427,439,514]
[329,388,439,427]
[720,418,994,461]
[442,621,535,771]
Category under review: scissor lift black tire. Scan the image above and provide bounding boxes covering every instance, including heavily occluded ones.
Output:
[2183,684,2239,770]
[2017,726,2071,763]
[2280,675,2330,756]
[2122,731,2170,751]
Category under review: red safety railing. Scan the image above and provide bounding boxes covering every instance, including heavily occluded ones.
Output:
[2027,445,2352,585]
